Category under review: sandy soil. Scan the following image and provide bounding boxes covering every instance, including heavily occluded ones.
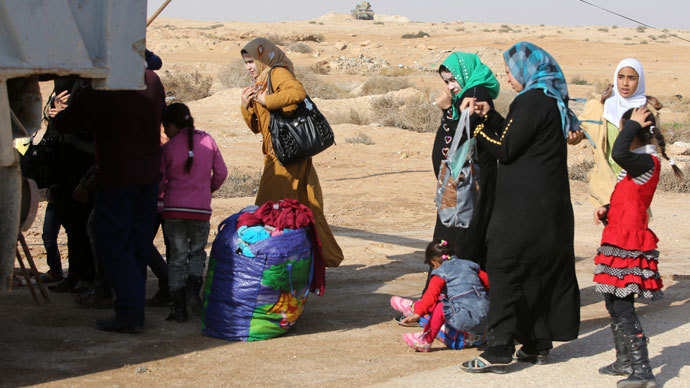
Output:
[2,14,690,388]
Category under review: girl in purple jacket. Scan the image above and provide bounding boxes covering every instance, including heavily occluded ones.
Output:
[160,103,228,323]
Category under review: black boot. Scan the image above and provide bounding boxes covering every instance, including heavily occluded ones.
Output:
[146,287,171,307]
[186,275,203,316]
[617,320,656,388]
[165,288,187,323]
[600,319,633,375]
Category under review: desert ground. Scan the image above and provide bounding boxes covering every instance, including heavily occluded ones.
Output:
[2,13,690,388]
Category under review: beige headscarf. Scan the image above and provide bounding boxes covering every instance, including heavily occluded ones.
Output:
[241,37,295,89]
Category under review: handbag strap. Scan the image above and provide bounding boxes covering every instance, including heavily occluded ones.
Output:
[446,108,472,160]
[266,66,281,96]
[266,66,312,107]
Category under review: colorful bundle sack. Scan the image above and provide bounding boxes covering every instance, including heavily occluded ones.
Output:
[435,107,480,228]
[418,314,485,350]
[202,207,313,341]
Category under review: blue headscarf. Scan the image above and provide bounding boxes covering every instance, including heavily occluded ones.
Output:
[503,42,580,137]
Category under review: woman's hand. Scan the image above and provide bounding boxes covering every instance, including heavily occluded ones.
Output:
[434,90,452,110]
[401,313,420,325]
[594,206,607,225]
[630,107,653,128]
[255,90,267,107]
[241,87,256,109]
[460,97,490,116]
[48,90,70,118]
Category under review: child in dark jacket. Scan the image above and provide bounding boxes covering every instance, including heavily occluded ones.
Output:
[391,240,489,351]
[160,103,228,323]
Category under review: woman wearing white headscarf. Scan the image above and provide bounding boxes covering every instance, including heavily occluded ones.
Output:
[570,58,662,208]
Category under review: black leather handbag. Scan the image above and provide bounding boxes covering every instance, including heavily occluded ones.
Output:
[267,67,335,166]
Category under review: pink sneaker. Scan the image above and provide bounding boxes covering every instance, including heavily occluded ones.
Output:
[402,332,432,352]
[390,296,414,316]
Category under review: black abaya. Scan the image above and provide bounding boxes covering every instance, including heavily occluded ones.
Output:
[475,89,580,354]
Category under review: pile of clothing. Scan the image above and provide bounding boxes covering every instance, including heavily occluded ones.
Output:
[236,198,325,295]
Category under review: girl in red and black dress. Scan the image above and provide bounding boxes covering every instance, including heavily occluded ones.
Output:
[594,107,683,388]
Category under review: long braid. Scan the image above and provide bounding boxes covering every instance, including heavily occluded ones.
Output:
[652,126,684,180]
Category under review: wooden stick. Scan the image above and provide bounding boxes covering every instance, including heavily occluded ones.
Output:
[19,233,49,302]
[147,0,173,27]
[16,248,39,305]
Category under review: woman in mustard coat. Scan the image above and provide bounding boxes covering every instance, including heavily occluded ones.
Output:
[240,38,344,267]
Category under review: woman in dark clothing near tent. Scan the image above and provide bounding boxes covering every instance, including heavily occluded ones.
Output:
[460,42,581,373]
[425,53,498,291]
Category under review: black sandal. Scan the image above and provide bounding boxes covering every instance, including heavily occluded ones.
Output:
[460,356,510,374]
[514,348,549,365]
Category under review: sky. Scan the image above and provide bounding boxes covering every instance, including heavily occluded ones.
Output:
[147,0,689,30]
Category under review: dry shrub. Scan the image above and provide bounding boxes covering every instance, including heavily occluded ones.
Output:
[347,109,368,125]
[289,42,312,54]
[658,166,690,193]
[371,93,441,132]
[493,89,517,117]
[378,67,415,77]
[401,31,430,39]
[360,76,411,96]
[265,33,288,46]
[296,34,324,43]
[568,160,594,182]
[310,62,330,75]
[345,132,375,145]
[295,66,350,99]
[662,121,690,144]
[160,70,212,102]
[213,171,262,198]
[218,60,253,89]
[571,75,589,85]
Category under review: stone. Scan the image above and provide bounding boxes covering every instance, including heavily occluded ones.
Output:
[668,141,690,156]
[334,42,348,50]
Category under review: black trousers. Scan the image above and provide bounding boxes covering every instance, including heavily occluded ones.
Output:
[604,293,641,335]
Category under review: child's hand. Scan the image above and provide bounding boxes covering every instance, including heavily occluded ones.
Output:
[630,107,653,128]
[401,314,420,324]
[594,206,607,225]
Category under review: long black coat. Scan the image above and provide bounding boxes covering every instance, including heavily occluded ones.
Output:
[476,89,580,345]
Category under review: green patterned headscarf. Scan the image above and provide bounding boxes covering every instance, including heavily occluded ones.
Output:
[440,52,500,119]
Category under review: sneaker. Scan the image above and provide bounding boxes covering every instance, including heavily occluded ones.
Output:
[390,296,414,316]
[402,332,432,352]
[40,270,64,284]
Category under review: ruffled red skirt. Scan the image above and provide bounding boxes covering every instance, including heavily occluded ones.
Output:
[593,244,663,300]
